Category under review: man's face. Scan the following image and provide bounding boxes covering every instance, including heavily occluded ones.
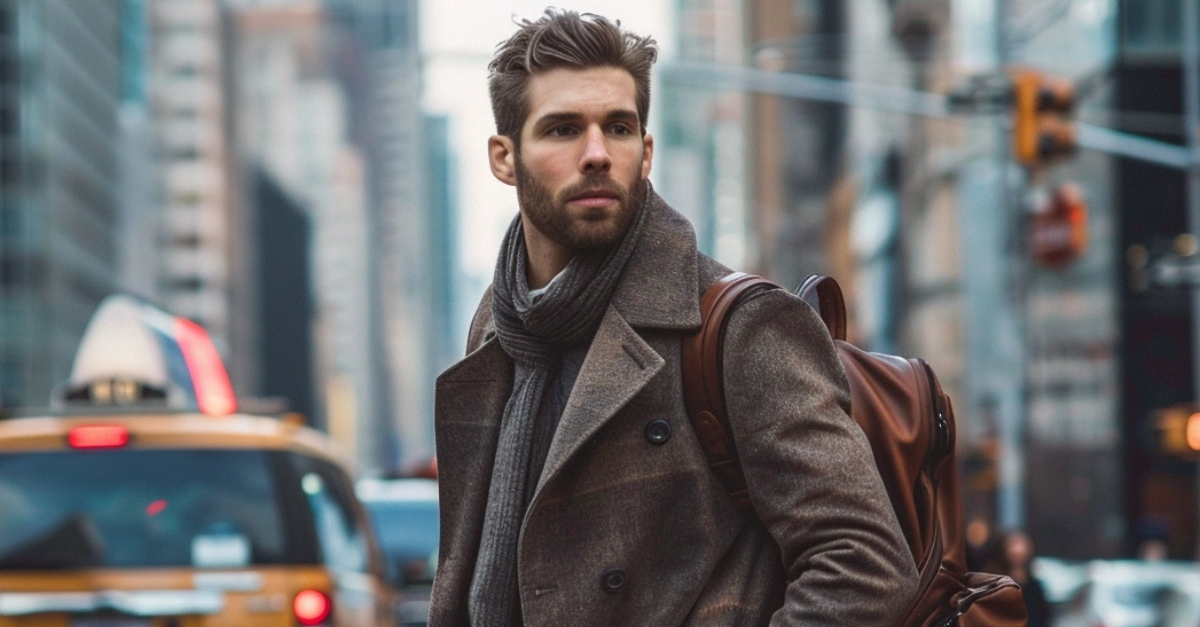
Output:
[495,66,654,255]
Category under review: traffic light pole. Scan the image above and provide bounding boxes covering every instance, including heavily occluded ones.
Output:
[1183,0,1200,549]
[996,0,1026,533]
[659,66,1193,171]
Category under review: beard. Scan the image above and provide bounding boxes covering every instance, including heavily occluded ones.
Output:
[515,156,647,252]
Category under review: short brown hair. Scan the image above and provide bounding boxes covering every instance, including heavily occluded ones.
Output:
[488,9,658,140]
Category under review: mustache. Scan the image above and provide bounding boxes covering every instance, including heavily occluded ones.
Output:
[557,174,627,203]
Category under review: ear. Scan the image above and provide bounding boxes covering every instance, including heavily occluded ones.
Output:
[489,135,517,186]
[640,132,654,179]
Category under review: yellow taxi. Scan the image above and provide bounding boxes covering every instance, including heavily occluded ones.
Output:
[0,296,394,627]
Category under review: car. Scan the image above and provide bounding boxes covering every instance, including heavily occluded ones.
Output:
[0,295,394,627]
[1031,555,1088,606]
[1050,560,1200,627]
[355,477,439,627]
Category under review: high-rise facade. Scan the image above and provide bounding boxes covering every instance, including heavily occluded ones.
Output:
[324,0,433,471]
[657,0,750,270]
[0,1,123,408]
[228,0,380,460]
[1113,0,1200,558]
[147,0,251,386]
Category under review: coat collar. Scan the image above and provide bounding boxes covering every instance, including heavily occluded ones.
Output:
[608,187,702,332]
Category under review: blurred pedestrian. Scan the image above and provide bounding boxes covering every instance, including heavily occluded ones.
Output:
[1138,538,1169,561]
[1136,516,1171,561]
[428,8,917,627]
[1000,529,1051,627]
[966,517,997,572]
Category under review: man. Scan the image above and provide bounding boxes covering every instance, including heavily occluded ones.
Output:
[431,9,917,627]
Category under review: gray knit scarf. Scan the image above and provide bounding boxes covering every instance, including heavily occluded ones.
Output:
[469,189,651,627]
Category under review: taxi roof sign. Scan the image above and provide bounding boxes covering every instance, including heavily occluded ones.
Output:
[56,295,238,416]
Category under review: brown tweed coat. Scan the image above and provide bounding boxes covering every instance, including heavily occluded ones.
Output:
[430,195,917,627]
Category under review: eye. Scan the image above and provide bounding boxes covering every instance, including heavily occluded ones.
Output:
[610,123,635,135]
[549,125,578,137]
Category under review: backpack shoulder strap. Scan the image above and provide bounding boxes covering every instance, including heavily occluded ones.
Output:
[681,271,778,508]
[795,274,847,341]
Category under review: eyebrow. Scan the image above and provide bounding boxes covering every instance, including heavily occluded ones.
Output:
[533,109,640,130]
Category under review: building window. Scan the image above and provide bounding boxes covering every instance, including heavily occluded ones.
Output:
[171,191,204,206]
[1122,0,1189,53]
[0,205,15,237]
[0,157,19,186]
[167,145,200,160]
[1,253,45,288]
[172,233,202,248]
[164,276,204,291]
[0,106,17,134]
[0,59,17,85]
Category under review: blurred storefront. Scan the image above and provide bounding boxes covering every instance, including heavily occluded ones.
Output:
[1114,0,1200,560]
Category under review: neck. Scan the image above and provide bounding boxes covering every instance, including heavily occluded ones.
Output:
[522,220,572,290]
[525,248,570,290]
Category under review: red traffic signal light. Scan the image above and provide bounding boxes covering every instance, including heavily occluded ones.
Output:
[1011,69,1077,167]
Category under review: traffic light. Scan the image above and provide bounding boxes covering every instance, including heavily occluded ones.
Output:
[1030,182,1088,268]
[1153,403,1200,458]
[1010,69,1077,167]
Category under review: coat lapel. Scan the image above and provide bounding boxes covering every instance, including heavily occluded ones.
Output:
[531,190,719,496]
[535,305,665,495]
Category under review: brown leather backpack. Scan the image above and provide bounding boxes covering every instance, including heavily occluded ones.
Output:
[681,272,1028,627]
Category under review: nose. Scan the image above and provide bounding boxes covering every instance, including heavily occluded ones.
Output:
[579,126,612,173]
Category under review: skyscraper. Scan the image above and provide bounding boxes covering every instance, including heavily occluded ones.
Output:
[228,0,376,455]
[147,0,249,384]
[324,0,432,470]
[0,1,123,408]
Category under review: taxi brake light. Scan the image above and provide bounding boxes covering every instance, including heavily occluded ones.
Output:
[293,589,331,626]
[68,425,130,449]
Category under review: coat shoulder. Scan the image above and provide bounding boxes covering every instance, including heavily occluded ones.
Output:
[696,253,733,295]
[466,288,495,354]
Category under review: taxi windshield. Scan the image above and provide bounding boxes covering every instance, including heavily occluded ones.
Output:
[0,449,316,569]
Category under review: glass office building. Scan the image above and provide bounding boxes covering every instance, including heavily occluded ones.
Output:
[0,1,123,409]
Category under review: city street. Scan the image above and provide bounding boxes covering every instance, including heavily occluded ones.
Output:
[2,0,1200,626]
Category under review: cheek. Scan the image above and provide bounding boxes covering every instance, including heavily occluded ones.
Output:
[523,154,571,185]
[619,145,647,176]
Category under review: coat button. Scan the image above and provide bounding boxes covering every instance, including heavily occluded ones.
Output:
[600,568,626,593]
[644,419,671,444]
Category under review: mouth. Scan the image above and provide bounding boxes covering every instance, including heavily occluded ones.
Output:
[567,189,620,209]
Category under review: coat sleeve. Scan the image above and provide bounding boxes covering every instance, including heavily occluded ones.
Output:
[720,288,917,627]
